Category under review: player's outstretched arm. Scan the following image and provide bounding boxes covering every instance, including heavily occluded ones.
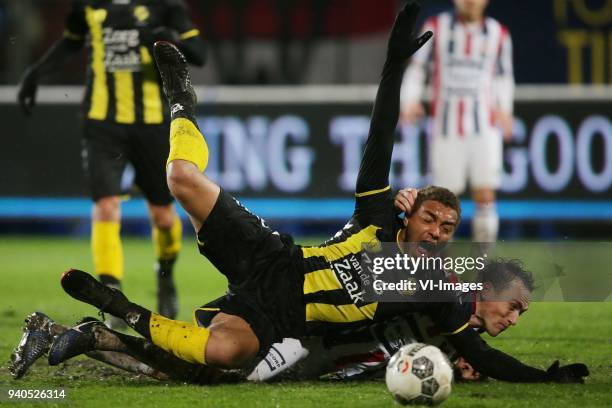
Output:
[17,37,83,115]
[449,329,589,383]
[166,0,207,66]
[355,1,432,196]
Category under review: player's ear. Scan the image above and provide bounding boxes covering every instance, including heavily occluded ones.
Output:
[402,214,410,228]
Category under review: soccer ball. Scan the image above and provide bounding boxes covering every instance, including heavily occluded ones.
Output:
[385,343,453,406]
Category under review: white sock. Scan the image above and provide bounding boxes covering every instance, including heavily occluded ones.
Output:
[247,338,309,382]
[472,203,499,242]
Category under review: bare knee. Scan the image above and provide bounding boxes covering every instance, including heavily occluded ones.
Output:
[472,188,496,207]
[204,314,259,369]
[166,161,199,200]
[205,331,257,369]
[93,196,121,221]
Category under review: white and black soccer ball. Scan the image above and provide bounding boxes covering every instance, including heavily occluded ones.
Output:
[385,343,453,406]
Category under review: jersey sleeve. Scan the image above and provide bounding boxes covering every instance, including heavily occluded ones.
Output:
[354,58,407,212]
[64,0,88,41]
[447,329,548,382]
[401,16,436,106]
[428,301,472,336]
[164,0,201,41]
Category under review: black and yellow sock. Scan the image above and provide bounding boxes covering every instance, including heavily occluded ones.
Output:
[152,217,182,270]
[167,118,209,172]
[149,313,210,364]
[101,329,206,380]
[92,220,123,281]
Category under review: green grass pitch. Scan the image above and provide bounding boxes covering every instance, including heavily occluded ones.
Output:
[0,236,610,407]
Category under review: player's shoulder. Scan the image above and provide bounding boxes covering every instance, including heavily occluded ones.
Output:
[423,11,451,28]
[484,16,510,36]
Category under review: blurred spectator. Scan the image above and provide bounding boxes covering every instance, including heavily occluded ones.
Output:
[3,0,397,84]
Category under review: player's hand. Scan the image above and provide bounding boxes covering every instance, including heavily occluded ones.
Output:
[17,67,39,115]
[546,360,589,383]
[455,357,485,382]
[493,109,513,142]
[387,1,433,60]
[394,187,418,226]
[400,103,425,124]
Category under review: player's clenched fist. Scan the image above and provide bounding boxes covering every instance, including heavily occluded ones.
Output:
[394,187,418,226]
[387,1,433,60]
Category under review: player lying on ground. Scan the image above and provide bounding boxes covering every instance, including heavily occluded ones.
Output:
[8,259,580,384]
[5,187,447,382]
[8,187,479,383]
[8,307,480,383]
[22,1,588,384]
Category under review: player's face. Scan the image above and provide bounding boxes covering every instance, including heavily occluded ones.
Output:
[403,200,458,249]
[453,0,488,21]
[476,279,531,337]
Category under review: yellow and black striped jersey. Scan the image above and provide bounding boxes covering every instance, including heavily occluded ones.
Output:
[301,188,402,325]
[64,0,201,124]
[300,189,472,338]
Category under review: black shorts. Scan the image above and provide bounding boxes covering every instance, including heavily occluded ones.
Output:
[82,119,173,205]
[196,190,305,353]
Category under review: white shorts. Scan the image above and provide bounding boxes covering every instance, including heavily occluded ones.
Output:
[430,129,502,194]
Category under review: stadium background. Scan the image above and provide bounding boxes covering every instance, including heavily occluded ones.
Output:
[0,0,610,238]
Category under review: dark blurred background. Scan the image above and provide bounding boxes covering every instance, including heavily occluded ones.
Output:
[1,0,610,85]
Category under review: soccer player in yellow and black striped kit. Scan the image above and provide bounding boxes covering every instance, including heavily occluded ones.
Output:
[54,2,589,384]
[17,0,206,322]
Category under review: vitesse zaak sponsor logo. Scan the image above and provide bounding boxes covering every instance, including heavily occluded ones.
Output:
[103,28,141,71]
[331,254,367,305]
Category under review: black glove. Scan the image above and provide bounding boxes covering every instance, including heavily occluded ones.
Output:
[387,1,433,60]
[546,360,589,383]
[141,26,179,48]
[17,67,39,115]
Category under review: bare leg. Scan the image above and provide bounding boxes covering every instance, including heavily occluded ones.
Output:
[166,161,219,233]
[471,187,498,242]
[91,196,127,329]
[148,202,182,319]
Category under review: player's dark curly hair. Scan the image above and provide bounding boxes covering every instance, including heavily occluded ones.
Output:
[476,258,535,293]
[412,185,461,221]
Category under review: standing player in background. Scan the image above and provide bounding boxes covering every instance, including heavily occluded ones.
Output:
[400,0,514,243]
[17,0,207,324]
